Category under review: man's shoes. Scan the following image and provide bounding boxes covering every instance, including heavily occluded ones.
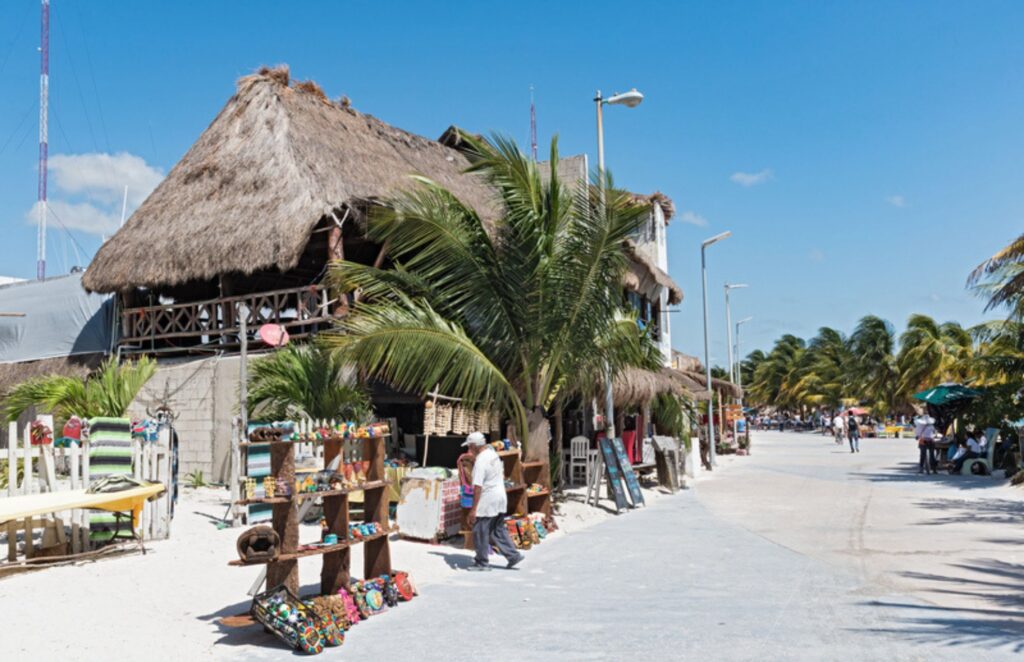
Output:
[507,553,524,569]
[467,563,491,572]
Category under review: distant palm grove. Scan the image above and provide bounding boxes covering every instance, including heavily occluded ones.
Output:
[741,231,1024,423]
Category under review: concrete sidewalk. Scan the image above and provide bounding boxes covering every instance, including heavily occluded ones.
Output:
[322,442,1022,661]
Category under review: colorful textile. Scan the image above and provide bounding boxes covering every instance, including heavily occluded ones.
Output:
[88,417,133,542]
[246,422,273,524]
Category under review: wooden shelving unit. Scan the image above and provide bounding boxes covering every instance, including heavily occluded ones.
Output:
[460,448,552,549]
[231,434,393,596]
[523,456,552,518]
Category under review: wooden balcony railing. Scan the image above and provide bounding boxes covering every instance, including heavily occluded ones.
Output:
[119,284,335,354]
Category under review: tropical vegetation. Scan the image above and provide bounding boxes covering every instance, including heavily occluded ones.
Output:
[744,230,1024,424]
[246,341,371,422]
[3,357,156,425]
[328,135,660,460]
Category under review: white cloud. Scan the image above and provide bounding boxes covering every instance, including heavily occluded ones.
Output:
[809,248,825,263]
[885,194,907,208]
[678,210,709,227]
[25,199,120,235]
[24,151,164,237]
[929,293,940,302]
[730,169,773,187]
[49,152,164,207]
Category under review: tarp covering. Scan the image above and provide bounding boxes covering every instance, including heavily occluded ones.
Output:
[0,273,113,364]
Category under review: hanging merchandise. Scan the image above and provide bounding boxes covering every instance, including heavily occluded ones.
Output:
[451,405,466,435]
[423,400,436,435]
[434,403,453,435]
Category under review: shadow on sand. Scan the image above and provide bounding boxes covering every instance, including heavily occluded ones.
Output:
[850,461,1004,492]
[858,558,1024,654]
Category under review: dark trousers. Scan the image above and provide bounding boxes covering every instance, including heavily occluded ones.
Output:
[953,451,980,473]
[849,431,860,452]
[473,515,519,566]
[919,441,937,472]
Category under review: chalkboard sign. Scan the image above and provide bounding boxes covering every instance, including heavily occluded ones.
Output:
[611,437,645,507]
[599,437,629,511]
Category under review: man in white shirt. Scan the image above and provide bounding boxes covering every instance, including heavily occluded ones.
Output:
[832,413,845,445]
[953,429,985,473]
[464,432,523,571]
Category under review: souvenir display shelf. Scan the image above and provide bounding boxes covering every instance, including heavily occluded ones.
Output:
[460,448,551,549]
[230,433,394,597]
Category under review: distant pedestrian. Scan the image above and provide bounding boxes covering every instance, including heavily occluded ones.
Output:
[915,415,937,474]
[832,412,846,445]
[847,412,860,453]
[463,432,524,571]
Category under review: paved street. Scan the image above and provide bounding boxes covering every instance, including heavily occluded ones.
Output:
[328,430,1023,661]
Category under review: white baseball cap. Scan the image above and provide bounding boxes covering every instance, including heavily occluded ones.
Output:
[461,431,487,447]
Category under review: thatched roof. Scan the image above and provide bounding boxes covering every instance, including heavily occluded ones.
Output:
[624,241,683,305]
[83,66,500,293]
[612,366,707,407]
[632,191,676,223]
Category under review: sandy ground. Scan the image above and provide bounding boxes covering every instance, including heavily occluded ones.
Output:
[0,469,677,661]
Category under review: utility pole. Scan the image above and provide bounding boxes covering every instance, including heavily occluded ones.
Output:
[37,0,50,280]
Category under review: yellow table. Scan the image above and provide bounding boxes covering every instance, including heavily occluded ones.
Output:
[0,483,165,528]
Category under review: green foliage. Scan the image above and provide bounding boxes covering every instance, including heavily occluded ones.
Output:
[0,458,25,490]
[743,314,980,417]
[968,231,1024,320]
[3,357,156,424]
[651,392,692,438]
[246,342,371,422]
[329,135,655,453]
[186,470,206,488]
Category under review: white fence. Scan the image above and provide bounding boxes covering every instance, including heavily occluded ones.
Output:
[3,417,173,562]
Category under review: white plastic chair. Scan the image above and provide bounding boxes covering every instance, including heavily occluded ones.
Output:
[567,436,593,487]
[962,428,999,475]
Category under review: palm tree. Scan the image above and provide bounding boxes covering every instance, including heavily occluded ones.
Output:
[968,232,1024,319]
[246,342,371,422]
[329,135,655,460]
[785,327,850,410]
[3,357,156,424]
[847,315,900,414]
[896,314,974,396]
[746,335,805,409]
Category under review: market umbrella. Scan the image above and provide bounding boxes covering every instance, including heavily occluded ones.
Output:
[912,383,982,406]
[912,383,982,434]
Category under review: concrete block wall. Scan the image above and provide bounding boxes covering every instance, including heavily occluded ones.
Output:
[129,354,243,483]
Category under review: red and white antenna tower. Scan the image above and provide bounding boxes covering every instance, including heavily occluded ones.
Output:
[529,85,537,161]
[37,0,50,280]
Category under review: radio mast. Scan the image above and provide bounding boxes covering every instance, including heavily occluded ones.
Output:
[37,0,50,280]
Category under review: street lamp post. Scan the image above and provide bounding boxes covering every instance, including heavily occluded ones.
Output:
[702,231,731,467]
[595,87,643,441]
[724,283,748,384]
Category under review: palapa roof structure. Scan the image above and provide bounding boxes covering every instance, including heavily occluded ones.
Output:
[612,366,708,407]
[83,66,499,293]
[624,241,683,305]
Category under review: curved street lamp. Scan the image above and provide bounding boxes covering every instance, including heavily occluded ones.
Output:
[702,231,731,466]
[594,87,644,442]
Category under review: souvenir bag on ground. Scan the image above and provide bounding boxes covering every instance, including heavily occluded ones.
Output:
[250,585,324,654]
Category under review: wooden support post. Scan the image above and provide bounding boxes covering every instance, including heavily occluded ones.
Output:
[327,223,349,317]
[23,517,33,559]
[266,443,298,594]
[362,436,391,579]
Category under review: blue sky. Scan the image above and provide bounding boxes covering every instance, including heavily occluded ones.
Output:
[1,1,1022,364]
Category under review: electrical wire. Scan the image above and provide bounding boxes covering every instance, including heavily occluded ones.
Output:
[45,203,89,268]
[0,102,34,158]
[0,1,32,78]
[74,3,111,154]
[53,8,99,153]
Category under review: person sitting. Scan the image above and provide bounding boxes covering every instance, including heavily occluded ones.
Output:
[952,431,984,474]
